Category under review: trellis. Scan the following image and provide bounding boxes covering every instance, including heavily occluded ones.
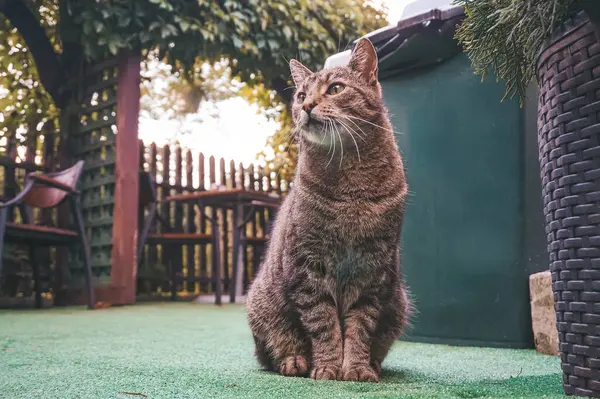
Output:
[72,57,119,285]
[64,52,141,305]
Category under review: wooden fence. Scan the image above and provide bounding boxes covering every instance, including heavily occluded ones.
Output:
[0,130,286,302]
[137,141,288,298]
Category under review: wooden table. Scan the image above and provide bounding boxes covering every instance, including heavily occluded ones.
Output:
[164,188,281,302]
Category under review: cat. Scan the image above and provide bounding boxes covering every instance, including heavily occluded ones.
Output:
[246,38,412,383]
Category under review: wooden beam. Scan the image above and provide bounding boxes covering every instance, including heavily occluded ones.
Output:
[110,51,142,305]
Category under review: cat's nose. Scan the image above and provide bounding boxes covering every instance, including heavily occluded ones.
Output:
[302,102,316,115]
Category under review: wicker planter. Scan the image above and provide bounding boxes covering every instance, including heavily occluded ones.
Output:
[537,12,600,397]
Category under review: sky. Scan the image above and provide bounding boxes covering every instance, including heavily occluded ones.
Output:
[138,0,416,166]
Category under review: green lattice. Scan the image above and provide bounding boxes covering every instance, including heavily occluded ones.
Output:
[68,57,120,286]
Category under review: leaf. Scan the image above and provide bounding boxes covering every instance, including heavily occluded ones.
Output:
[108,41,119,55]
[83,23,92,36]
[118,393,148,398]
[118,16,132,28]
[108,43,119,55]
[283,26,292,40]
[93,21,104,33]
[268,39,280,51]
[139,31,151,43]
[180,20,191,33]
[161,24,178,39]
[233,36,243,49]
[149,22,161,31]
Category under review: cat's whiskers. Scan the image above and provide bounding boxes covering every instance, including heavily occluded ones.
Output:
[344,114,396,134]
[339,107,402,135]
[325,112,367,143]
[320,122,330,147]
[280,125,298,147]
[336,119,362,164]
[323,120,335,157]
[332,121,344,169]
[326,120,337,169]
[335,116,367,142]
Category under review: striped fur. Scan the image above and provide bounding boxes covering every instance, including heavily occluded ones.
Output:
[246,39,412,382]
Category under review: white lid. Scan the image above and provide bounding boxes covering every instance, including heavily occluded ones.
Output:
[323,49,352,69]
[322,0,457,69]
[402,0,455,18]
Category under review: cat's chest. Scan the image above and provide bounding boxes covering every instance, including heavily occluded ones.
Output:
[332,248,366,286]
[316,200,385,235]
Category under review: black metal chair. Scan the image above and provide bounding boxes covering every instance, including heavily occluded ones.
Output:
[239,200,279,293]
[137,172,223,304]
[0,160,95,309]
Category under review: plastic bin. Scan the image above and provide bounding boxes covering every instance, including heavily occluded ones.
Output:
[324,2,547,348]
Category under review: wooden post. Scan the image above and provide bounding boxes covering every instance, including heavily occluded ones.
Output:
[239,163,245,190]
[110,51,141,305]
[219,158,229,289]
[198,152,207,289]
[148,142,158,289]
[265,165,273,193]
[173,146,183,297]
[185,150,195,293]
[230,160,237,189]
[160,145,171,293]
[137,140,146,269]
[209,156,216,291]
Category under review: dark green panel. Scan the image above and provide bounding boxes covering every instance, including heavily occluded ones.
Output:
[381,53,546,348]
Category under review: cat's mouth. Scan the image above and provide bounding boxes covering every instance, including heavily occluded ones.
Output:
[301,119,337,147]
[305,117,324,128]
[298,111,323,128]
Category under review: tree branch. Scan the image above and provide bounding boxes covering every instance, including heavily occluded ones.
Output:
[1,0,65,107]
[307,8,340,47]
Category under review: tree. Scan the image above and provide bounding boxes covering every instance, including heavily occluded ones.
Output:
[0,0,387,176]
[455,0,577,102]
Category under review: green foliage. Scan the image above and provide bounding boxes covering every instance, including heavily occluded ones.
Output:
[455,0,578,103]
[250,88,296,183]
[1,0,386,178]
[65,0,386,83]
[131,0,387,178]
[0,1,58,145]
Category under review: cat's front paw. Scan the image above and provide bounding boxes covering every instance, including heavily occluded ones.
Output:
[279,355,309,377]
[310,365,341,380]
[370,360,382,375]
[342,364,379,382]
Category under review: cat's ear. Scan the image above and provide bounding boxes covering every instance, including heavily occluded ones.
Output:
[349,38,378,85]
[289,59,313,87]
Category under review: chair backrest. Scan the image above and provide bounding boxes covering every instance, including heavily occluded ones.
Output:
[23,160,85,208]
[139,171,157,208]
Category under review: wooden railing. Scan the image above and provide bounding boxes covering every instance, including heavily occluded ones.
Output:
[137,141,288,297]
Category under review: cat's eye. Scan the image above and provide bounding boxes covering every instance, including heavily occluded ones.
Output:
[327,83,345,95]
[297,92,306,102]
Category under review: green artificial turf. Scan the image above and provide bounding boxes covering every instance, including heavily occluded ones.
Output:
[0,303,566,399]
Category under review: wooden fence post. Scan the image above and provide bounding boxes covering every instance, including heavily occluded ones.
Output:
[185,149,195,292]
[110,51,141,305]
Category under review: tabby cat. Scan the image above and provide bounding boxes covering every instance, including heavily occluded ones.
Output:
[246,38,411,383]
